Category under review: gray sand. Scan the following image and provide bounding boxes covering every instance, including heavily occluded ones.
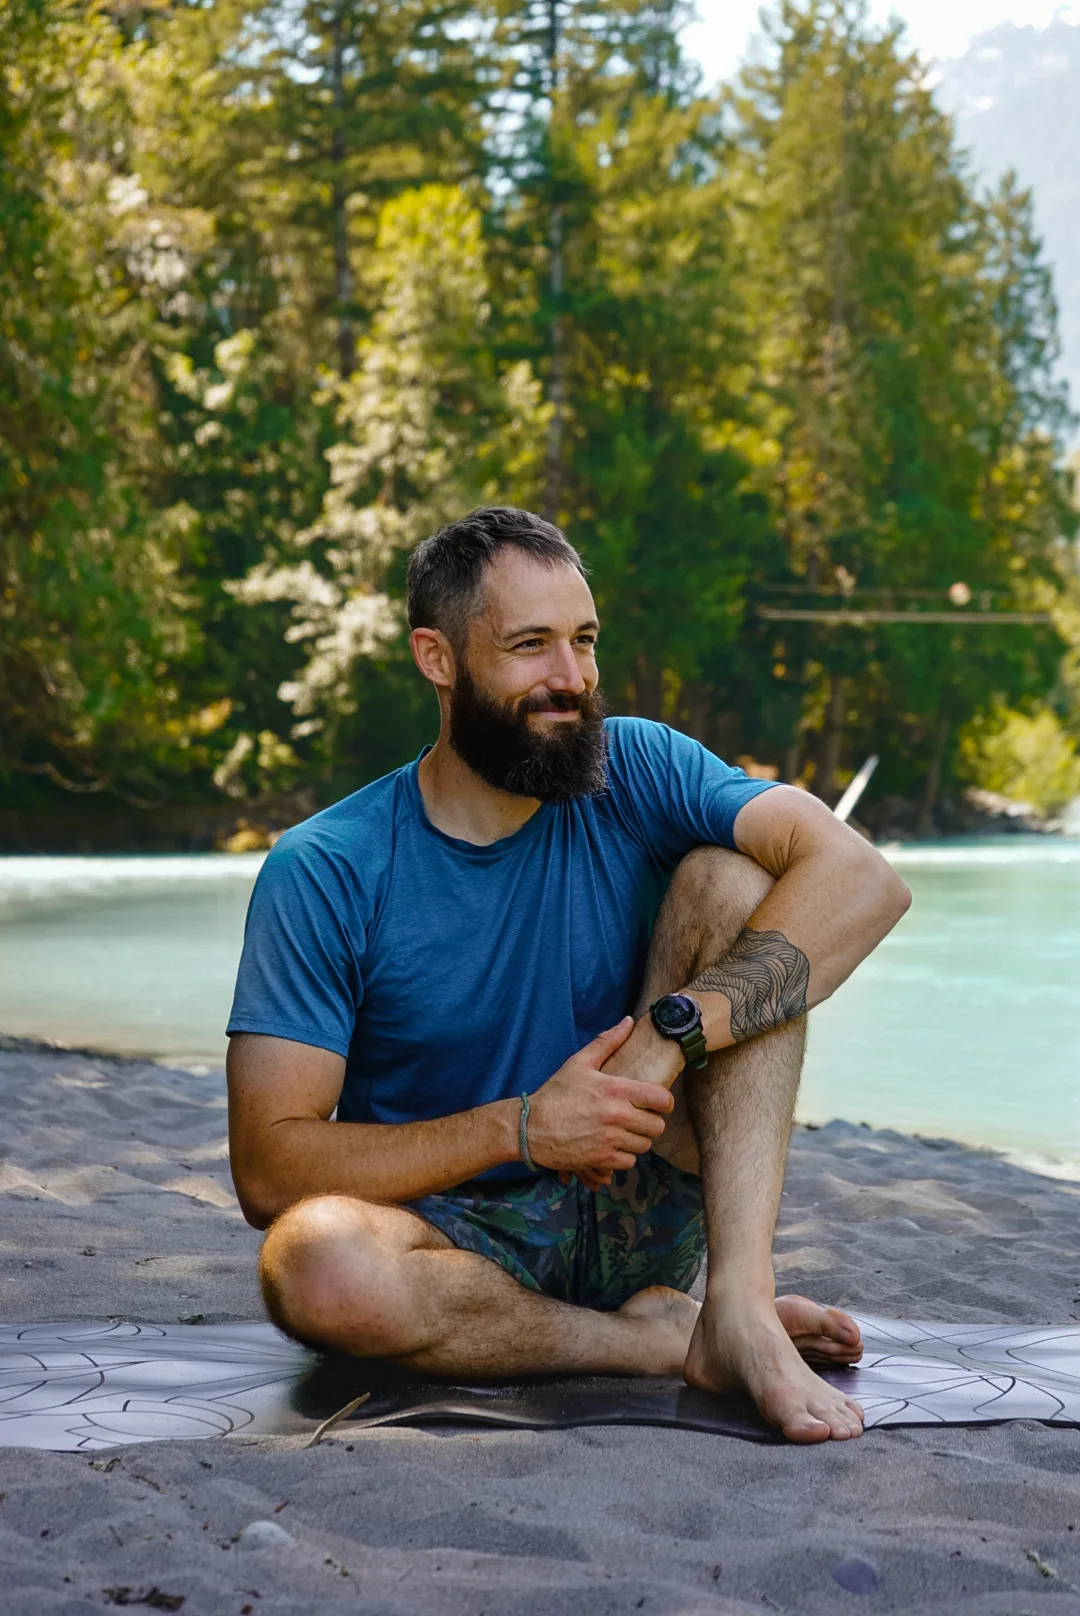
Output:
[3,1038,1080,1614]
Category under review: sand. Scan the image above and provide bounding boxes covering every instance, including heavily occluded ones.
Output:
[3,1037,1080,1615]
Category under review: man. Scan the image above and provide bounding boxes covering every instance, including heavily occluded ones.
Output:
[227,507,910,1443]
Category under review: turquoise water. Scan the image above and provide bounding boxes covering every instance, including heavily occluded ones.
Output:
[1,842,1077,1168]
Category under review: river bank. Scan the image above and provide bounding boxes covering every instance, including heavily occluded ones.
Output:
[3,1039,1080,1614]
[2,778,1076,855]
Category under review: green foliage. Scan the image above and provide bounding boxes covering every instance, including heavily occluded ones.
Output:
[0,0,194,804]
[1,0,1077,835]
[714,0,1076,799]
[959,705,1080,815]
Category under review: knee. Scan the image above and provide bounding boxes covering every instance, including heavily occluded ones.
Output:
[669,844,774,924]
[259,1194,387,1351]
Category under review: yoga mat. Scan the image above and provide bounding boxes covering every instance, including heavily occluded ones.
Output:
[4,1316,1080,1452]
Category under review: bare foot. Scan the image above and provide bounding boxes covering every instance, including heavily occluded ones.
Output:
[684,1294,865,1443]
[618,1285,701,1374]
[775,1294,863,1366]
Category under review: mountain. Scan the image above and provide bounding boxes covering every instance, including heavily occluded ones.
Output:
[935,17,1080,433]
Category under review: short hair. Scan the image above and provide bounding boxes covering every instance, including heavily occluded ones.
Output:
[406,506,587,649]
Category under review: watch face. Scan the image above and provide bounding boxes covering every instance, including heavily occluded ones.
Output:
[652,994,698,1034]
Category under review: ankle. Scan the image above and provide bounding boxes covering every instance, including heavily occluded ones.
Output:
[704,1266,776,1311]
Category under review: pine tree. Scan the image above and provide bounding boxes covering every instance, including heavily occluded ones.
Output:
[0,0,192,805]
[231,183,548,764]
[723,0,1075,810]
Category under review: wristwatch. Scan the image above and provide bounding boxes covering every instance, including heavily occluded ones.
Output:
[649,993,708,1070]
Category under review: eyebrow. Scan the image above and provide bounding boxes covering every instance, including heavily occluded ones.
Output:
[502,619,599,640]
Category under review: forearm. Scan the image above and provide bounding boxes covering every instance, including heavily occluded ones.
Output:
[233,1100,520,1227]
[689,837,909,1050]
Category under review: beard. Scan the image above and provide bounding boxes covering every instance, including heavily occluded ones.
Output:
[448,666,608,801]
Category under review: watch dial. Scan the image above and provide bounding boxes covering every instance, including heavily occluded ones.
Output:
[654,994,696,1032]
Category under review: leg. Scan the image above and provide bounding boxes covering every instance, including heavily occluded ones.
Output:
[259,1193,698,1378]
[607,846,865,1442]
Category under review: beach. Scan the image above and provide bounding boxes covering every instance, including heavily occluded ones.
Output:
[3,1038,1080,1614]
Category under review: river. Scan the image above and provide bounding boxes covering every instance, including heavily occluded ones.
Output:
[1,840,1077,1173]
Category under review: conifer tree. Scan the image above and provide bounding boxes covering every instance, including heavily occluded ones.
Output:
[232,183,548,760]
[723,0,1074,805]
[0,0,192,804]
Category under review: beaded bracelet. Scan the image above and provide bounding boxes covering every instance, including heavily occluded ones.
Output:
[519,1091,537,1172]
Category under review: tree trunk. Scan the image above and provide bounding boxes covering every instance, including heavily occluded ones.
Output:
[783,740,801,786]
[542,0,565,520]
[916,712,950,837]
[682,680,710,743]
[330,5,354,380]
[634,653,663,721]
[818,674,846,801]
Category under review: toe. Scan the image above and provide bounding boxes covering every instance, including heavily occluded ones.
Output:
[776,1296,863,1358]
[782,1409,833,1443]
[825,1305,863,1348]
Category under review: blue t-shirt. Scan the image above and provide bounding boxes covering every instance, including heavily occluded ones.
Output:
[227,717,775,1172]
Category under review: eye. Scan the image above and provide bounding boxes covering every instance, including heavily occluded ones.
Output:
[513,638,543,651]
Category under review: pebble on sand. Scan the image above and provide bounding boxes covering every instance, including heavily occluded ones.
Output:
[235,1520,296,1551]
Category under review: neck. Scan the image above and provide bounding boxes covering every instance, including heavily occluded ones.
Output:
[417,734,542,847]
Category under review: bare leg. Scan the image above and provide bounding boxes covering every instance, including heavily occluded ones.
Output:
[606,846,865,1442]
[259,1194,699,1378]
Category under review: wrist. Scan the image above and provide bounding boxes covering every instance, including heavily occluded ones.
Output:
[489,1097,522,1167]
[639,1016,686,1081]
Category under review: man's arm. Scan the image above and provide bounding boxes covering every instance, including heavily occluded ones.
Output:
[227,1023,672,1227]
[675,786,909,1057]
[608,785,910,1086]
[687,785,910,1048]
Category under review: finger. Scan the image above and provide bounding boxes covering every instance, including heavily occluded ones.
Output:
[614,1107,667,1140]
[611,1151,636,1171]
[618,1133,661,1156]
[582,1016,635,1064]
[608,1077,674,1115]
[557,1171,572,1186]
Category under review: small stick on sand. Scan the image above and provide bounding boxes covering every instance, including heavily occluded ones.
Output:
[305,1393,370,1448]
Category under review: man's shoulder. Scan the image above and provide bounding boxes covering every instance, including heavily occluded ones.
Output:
[602,716,689,781]
[603,715,673,760]
[601,716,774,807]
[263,764,411,887]
[603,716,750,779]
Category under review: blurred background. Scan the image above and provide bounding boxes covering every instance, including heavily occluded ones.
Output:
[1,0,1078,1162]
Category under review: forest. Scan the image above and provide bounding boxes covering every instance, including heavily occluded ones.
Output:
[3,0,1079,848]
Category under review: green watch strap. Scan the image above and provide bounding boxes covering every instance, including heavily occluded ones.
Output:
[679,1025,708,1070]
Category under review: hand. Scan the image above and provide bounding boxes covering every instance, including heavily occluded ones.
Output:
[526,1018,674,1191]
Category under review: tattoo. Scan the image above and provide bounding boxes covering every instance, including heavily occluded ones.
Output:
[688,926,810,1042]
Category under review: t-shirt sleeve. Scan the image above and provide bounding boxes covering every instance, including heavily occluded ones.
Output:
[607,718,778,866]
[226,833,365,1059]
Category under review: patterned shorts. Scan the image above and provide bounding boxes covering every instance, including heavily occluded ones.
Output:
[409,1152,704,1311]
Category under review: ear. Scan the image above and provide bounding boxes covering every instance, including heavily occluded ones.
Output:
[410,625,456,690]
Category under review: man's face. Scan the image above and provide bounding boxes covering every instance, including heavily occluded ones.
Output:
[448,549,607,801]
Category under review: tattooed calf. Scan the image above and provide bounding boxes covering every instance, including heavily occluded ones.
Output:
[689,926,810,1042]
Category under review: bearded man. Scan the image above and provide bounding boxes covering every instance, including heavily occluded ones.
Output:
[227,506,910,1443]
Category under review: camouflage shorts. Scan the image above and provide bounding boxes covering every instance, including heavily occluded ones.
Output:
[408,1153,704,1311]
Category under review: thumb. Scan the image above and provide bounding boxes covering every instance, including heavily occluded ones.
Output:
[584,1015,635,1063]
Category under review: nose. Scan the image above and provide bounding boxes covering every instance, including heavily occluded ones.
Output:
[545,640,587,694]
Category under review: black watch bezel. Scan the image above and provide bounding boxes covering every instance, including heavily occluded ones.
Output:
[649,993,708,1069]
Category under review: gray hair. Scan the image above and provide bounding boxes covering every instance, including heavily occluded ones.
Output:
[406,507,586,650]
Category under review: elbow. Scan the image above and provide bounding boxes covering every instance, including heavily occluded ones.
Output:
[885,864,912,924]
[239,1198,274,1233]
[230,1161,284,1231]
[869,851,911,930]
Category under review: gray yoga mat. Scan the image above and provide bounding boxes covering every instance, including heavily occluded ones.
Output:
[3,1316,1080,1452]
